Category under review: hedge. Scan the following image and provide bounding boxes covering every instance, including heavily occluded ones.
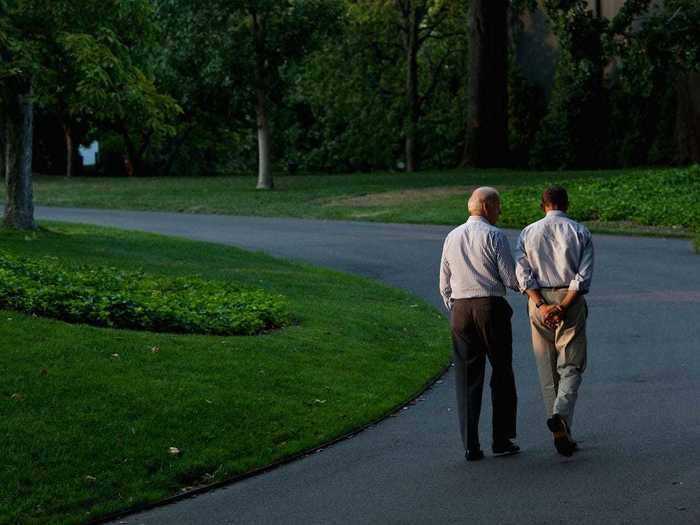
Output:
[0,252,289,335]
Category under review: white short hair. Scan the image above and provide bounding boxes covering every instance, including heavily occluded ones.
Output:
[468,186,500,214]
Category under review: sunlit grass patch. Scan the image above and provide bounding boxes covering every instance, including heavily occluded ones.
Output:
[0,223,449,524]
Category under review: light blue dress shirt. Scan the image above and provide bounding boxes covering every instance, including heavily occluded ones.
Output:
[515,210,594,293]
[439,216,519,310]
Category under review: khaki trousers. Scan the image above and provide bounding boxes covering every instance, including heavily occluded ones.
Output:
[528,289,587,431]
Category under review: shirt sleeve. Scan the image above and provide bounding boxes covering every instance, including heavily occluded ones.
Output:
[495,232,519,292]
[515,229,539,292]
[569,229,594,292]
[439,236,452,310]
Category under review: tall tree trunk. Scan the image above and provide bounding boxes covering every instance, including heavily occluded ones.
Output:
[405,4,419,173]
[461,0,509,168]
[63,122,73,177]
[673,72,700,164]
[255,87,272,189]
[0,111,5,190]
[3,78,35,230]
[252,12,273,190]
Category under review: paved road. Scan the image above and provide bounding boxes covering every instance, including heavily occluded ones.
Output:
[37,207,700,524]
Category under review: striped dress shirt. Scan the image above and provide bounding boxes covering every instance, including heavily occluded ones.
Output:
[439,216,519,310]
[515,210,594,293]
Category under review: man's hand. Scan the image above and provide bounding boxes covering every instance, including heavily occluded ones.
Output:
[541,304,563,330]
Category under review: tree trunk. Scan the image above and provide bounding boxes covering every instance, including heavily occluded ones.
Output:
[255,87,272,189]
[405,4,419,173]
[673,72,700,164]
[63,122,73,177]
[0,112,5,190]
[3,78,35,230]
[120,129,145,177]
[252,12,273,190]
[461,0,509,168]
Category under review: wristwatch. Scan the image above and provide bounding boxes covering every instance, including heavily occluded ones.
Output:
[535,300,546,309]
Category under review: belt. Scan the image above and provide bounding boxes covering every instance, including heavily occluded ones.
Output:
[540,287,568,291]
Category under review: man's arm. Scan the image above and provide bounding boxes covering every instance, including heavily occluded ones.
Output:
[495,232,519,292]
[439,238,452,310]
[515,230,539,293]
[569,230,594,293]
[517,231,559,327]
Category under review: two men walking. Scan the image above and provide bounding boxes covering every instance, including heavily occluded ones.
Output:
[439,185,593,460]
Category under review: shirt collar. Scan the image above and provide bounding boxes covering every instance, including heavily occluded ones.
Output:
[467,215,491,225]
[546,210,567,217]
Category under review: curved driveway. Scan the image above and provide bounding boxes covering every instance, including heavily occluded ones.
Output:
[37,207,700,524]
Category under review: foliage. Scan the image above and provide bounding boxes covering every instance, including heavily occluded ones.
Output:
[0,251,289,335]
[508,61,547,168]
[608,0,700,166]
[0,0,180,176]
[530,0,610,169]
[289,0,468,172]
[152,0,343,177]
[530,0,700,169]
[501,164,700,231]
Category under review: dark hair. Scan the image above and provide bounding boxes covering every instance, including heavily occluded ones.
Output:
[542,186,569,210]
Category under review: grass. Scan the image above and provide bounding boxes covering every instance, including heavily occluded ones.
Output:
[19,165,700,237]
[0,223,449,525]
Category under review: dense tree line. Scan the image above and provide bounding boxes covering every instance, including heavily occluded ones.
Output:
[2,0,699,229]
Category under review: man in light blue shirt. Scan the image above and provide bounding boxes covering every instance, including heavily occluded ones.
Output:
[440,187,520,461]
[516,186,594,457]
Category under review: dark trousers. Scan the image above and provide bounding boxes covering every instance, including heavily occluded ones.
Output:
[451,297,517,451]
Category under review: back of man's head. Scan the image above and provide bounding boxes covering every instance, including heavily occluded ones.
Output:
[468,186,500,215]
[542,186,569,211]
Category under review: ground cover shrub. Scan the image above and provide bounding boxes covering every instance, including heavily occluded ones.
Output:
[0,252,289,335]
[501,165,700,232]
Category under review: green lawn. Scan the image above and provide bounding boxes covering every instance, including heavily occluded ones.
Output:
[20,165,700,236]
[0,223,449,525]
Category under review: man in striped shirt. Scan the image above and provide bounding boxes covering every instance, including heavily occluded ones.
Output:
[439,187,520,462]
[516,186,594,457]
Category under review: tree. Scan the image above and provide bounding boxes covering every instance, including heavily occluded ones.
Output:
[159,0,341,189]
[461,0,510,168]
[394,0,464,172]
[52,1,181,177]
[293,0,466,172]
[1,0,37,229]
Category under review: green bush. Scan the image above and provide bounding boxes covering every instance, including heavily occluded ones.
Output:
[0,253,290,335]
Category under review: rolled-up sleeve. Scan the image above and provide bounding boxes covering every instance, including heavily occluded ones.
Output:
[515,230,539,292]
[439,237,452,310]
[569,230,594,292]
[494,232,519,292]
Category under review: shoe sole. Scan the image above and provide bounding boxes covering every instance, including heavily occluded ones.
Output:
[492,448,520,457]
[547,417,574,457]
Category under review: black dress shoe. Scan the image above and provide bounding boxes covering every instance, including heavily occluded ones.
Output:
[547,414,575,457]
[465,449,484,461]
[492,440,521,456]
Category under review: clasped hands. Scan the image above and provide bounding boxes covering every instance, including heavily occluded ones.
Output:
[540,303,565,330]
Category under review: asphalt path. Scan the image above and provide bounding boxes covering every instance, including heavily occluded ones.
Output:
[35,207,700,524]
